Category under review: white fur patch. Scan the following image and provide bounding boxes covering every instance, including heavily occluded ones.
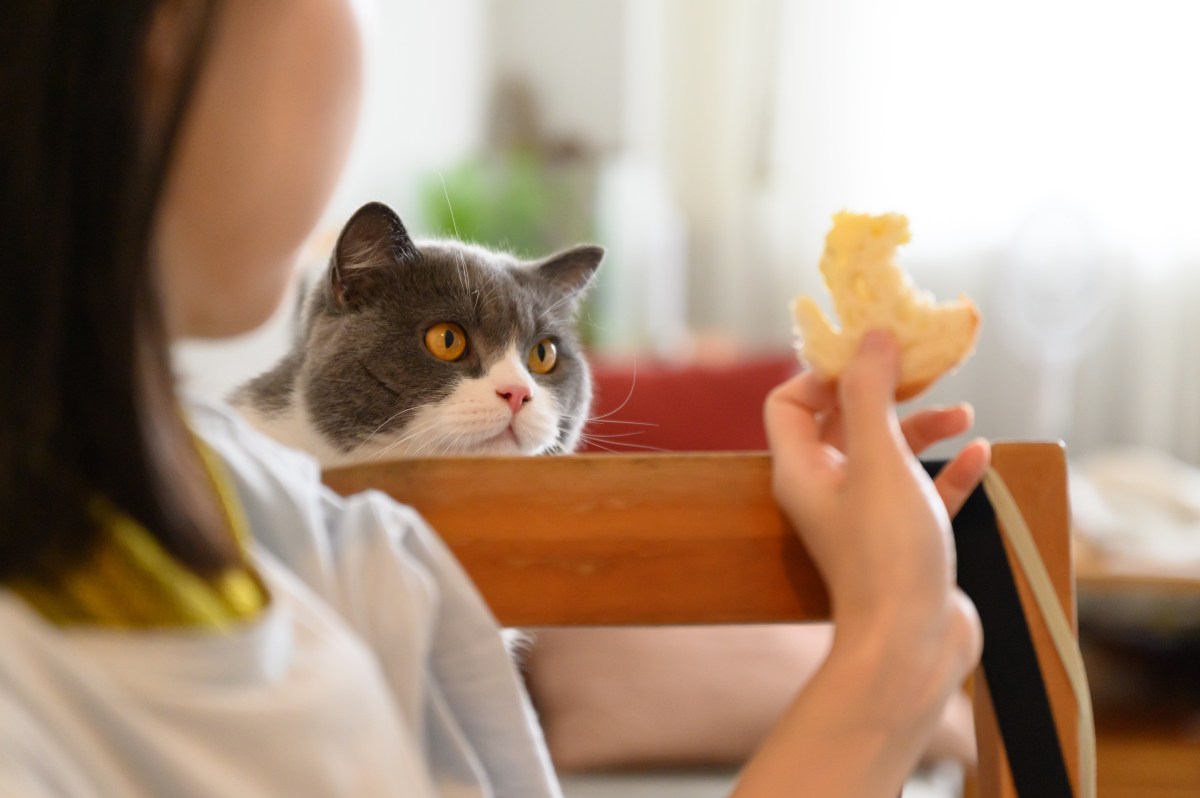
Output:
[239,399,353,467]
[341,345,562,463]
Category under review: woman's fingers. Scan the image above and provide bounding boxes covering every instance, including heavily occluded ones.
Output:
[770,335,988,520]
[932,438,991,517]
[765,372,844,515]
[899,404,975,455]
[826,404,973,455]
[838,331,905,467]
[764,372,837,453]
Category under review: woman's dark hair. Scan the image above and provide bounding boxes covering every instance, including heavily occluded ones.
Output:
[0,1,237,580]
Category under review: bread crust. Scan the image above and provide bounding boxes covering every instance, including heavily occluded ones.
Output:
[792,212,980,400]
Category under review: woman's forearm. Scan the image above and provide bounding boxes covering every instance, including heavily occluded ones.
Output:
[731,604,979,798]
[754,337,988,796]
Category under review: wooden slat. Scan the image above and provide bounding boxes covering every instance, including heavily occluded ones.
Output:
[323,442,1080,797]
[325,452,827,626]
[975,442,1079,798]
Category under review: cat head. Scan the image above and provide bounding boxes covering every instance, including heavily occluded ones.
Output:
[294,201,602,461]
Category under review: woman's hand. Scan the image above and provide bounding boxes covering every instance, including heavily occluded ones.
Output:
[764,329,988,639]
[734,330,988,798]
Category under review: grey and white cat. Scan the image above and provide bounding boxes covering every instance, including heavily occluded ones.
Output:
[232,201,602,466]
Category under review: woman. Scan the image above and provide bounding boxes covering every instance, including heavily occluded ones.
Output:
[0,2,988,796]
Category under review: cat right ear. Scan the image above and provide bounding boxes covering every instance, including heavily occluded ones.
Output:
[535,244,605,315]
[329,202,419,310]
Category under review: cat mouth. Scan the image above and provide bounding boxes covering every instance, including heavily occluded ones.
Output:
[463,425,523,456]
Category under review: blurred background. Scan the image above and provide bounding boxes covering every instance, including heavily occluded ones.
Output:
[175,2,1200,794]
[178,0,1200,464]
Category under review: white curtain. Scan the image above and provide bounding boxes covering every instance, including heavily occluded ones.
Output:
[178,0,1200,462]
[645,0,1200,461]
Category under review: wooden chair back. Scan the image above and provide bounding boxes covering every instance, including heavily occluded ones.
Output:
[324,441,1079,798]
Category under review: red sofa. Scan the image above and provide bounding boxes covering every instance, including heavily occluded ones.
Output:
[579,354,800,454]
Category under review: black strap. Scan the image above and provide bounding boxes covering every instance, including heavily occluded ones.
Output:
[924,461,1073,798]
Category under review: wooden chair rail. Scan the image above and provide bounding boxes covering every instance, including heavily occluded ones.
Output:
[328,450,820,627]
[323,441,1078,798]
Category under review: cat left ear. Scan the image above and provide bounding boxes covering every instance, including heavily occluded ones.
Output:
[330,202,419,310]
[535,245,604,313]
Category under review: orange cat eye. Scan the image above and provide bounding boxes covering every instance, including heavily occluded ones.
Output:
[528,338,557,374]
[425,322,468,362]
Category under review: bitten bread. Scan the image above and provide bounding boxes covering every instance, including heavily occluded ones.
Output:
[792,212,980,401]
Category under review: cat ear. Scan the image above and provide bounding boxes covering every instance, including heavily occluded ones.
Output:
[535,245,604,314]
[329,202,419,309]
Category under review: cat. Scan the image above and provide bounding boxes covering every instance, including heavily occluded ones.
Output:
[231,201,603,467]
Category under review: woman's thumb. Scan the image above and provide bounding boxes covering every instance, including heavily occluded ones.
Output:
[838,330,905,463]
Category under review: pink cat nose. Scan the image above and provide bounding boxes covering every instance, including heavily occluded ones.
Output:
[496,385,531,414]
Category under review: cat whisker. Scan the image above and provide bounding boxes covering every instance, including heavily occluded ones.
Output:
[578,430,647,440]
[411,420,470,458]
[437,173,474,298]
[420,425,456,457]
[400,432,431,458]
[577,435,670,454]
[543,287,585,317]
[456,248,470,297]
[480,277,502,310]
[588,358,639,422]
[438,172,460,240]
[585,418,659,428]
[440,428,473,456]
[368,416,445,460]
[410,432,440,458]
[350,405,436,441]
[368,434,418,461]
[578,438,619,454]
[349,403,440,455]
[574,313,603,332]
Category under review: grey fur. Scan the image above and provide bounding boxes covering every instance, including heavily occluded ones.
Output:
[231,202,601,463]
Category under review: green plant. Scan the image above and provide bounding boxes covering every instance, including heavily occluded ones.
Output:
[417,150,594,258]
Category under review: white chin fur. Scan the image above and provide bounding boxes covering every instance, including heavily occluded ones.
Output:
[343,346,562,461]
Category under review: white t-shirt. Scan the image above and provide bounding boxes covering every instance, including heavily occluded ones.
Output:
[0,400,561,798]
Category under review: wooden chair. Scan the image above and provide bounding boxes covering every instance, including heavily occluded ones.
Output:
[324,442,1084,798]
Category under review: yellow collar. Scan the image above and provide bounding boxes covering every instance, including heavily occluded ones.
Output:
[9,442,268,631]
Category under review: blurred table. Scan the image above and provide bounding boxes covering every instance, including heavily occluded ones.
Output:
[1076,550,1200,798]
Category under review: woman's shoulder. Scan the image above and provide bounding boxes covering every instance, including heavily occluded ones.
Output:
[185,396,342,585]
[186,396,322,485]
[182,396,437,606]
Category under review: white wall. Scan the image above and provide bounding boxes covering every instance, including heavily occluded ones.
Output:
[333,0,490,222]
[488,0,624,150]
